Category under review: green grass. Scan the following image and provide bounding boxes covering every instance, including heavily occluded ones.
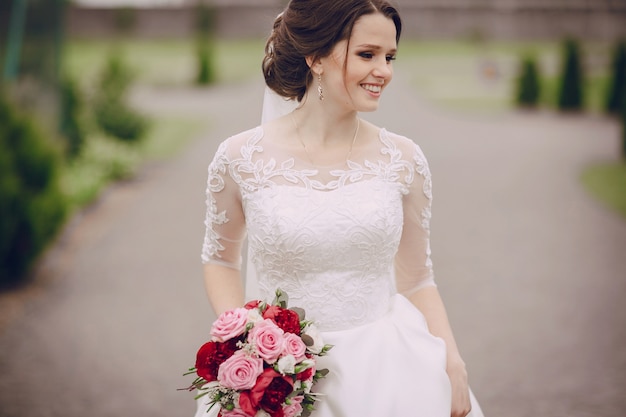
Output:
[61,37,239,211]
[61,116,206,212]
[397,40,612,113]
[64,37,614,114]
[581,162,626,219]
[64,38,265,88]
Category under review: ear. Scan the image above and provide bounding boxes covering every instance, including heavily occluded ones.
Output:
[305,56,324,75]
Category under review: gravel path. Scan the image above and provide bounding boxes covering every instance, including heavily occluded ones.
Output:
[1,73,625,417]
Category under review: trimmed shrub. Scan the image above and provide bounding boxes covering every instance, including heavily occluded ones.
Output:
[557,38,585,111]
[606,40,626,115]
[515,54,541,107]
[59,75,86,159]
[196,37,217,85]
[0,95,67,287]
[621,85,626,159]
[195,2,217,85]
[93,51,148,142]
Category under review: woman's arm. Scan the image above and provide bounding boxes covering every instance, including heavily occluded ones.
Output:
[201,135,250,316]
[204,264,245,316]
[409,287,471,417]
[203,263,245,316]
[394,137,472,417]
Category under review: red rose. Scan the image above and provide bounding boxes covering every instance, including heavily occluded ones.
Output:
[244,300,262,310]
[195,338,239,382]
[263,306,301,334]
[260,375,293,415]
[296,367,314,381]
[239,369,293,417]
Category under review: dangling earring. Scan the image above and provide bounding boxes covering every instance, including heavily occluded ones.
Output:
[317,73,324,101]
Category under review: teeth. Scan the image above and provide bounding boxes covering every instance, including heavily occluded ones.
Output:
[362,84,381,93]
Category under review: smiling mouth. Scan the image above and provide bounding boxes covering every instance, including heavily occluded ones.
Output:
[361,84,382,94]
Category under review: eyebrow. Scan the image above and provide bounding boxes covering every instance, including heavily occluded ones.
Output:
[355,44,397,53]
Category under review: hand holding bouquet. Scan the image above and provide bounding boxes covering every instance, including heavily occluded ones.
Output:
[184,289,333,417]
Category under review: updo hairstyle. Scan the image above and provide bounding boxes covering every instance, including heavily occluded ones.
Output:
[262,0,402,102]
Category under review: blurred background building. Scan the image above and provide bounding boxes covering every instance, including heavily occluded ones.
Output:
[67,0,626,40]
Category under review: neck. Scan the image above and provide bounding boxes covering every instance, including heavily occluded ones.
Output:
[293,93,359,147]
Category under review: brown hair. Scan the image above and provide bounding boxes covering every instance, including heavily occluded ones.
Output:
[262,0,402,102]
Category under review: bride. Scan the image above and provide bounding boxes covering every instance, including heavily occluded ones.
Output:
[198,0,484,416]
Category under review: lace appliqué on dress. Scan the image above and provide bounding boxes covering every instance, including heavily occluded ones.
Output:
[201,127,435,330]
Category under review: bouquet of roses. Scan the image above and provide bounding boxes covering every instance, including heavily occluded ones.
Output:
[184,289,333,417]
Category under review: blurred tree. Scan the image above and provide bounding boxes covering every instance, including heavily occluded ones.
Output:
[515,54,541,108]
[2,0,27,83]
[605,39,626,115]
[195,0,217,85]
[0,94,66,287]
[1,0,71,139]
[11,0,64,87]
[557,38,585,111]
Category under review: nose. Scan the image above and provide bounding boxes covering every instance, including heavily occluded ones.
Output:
[373,58,393,81]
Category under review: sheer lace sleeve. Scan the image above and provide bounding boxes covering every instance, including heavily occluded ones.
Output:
[201,138,247,270]
[395,140,436,295]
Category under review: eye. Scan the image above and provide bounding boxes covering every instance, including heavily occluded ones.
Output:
[358,52,374,59]
[386,55,397,63]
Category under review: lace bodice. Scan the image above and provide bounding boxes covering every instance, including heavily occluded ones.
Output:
[202,127,435,331]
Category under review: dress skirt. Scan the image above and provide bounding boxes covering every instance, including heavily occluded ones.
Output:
[194,294,484,417]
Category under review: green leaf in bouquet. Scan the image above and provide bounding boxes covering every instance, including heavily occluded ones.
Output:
[291,307,306,321]
[319,344,334,356]
[272,288,289,308]
[300,333,314,347]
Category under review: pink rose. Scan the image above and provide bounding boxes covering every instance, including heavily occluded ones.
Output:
[220,409,254,417]
[248,319,285,364]
[211,308,249,342]
[217,351,264,390]
[282,333,306,362]
[283,395,304,417]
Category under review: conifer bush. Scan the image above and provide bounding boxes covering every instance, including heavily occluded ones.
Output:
[621,87,626,159]
[557,38,585,111]
[605,40,626,115]
[195,2,217,85]
[59,75,86,159]
[0,95,66,287]
[515,54,541,107]
[93,51,148,142]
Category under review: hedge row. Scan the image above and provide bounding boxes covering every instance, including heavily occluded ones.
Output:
[0,94,67,287]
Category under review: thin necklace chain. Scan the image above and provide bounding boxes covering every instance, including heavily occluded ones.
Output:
[290,112,360,167]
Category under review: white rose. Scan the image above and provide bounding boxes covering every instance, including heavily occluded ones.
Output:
[299,358,315,371]
[246,308,263,325]
[277,354,296,374]
[303,325,324,354]
[255,410,271,417]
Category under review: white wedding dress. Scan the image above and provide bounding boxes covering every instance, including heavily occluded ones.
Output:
[198,123,484,417]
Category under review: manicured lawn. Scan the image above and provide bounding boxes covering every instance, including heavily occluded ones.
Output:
[64,38,265,88]
[61,116,206,211]
[582,162,626,219]
[65,37,614,114]
[397,40,612,113]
